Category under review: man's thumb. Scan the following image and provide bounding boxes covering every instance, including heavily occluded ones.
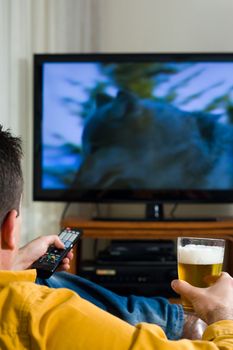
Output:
[45,235,64,249]
[171,279,200,300]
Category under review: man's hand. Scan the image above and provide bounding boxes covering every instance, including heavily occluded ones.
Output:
[13,235,74,272]
[171,272,233,325]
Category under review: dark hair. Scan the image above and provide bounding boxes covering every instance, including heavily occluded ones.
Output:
[0,125,23,226]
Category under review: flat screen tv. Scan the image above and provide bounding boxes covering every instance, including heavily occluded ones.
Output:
[33,53,233,218]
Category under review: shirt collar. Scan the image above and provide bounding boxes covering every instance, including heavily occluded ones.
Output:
[0,269,37,287]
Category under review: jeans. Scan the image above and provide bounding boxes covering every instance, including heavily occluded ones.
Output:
[36,272,184,340]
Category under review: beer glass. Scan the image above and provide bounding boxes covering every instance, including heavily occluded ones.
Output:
[177,237,225,312]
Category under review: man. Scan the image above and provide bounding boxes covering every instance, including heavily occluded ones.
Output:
[0,124,233,349]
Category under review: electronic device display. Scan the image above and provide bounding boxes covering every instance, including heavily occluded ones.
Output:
[33,53,233,212]
[31,227,82,278]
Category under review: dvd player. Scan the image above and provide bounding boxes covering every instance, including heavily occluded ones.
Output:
[97,239,176,262]
[79,259,178,297]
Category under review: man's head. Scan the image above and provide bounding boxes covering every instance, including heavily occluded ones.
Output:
[0,125,23,267]
[0,125,23,225]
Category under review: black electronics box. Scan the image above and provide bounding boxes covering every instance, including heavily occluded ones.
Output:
[97,239,176,262]
[79,240,178,297]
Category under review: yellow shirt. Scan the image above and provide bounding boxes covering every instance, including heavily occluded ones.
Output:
[0,270,232,350]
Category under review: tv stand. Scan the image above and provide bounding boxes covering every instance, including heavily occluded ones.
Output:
[159,217,218,222]
[146,203,164,220]
[145,203,217,222]
[93,216,217,222]
[61,217,233,276]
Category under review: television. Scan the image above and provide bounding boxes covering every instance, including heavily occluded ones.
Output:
[33,53,233,220]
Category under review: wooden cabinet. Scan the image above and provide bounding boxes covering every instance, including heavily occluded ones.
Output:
[61,218,233,275]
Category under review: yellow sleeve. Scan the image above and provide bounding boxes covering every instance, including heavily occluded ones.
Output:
[130,321,233,350]
[27,286,137,350]
[25,284,233,350]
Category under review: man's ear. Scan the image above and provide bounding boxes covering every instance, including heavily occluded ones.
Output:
[1,210,17,250]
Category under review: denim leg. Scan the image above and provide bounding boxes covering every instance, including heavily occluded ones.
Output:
[36,271,184,340]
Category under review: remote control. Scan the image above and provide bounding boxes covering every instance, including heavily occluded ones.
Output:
[32,227,82,279]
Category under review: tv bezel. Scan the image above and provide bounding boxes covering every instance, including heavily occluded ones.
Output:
[33,52,233,204]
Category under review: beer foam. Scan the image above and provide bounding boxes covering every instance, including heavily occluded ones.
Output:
[178,244,224,264]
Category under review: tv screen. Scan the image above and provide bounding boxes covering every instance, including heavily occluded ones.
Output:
[33,53,233,204]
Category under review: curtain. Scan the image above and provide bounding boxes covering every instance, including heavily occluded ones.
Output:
[0,0,99,243]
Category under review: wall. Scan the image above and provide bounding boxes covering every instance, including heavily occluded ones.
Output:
[97,0,233,52]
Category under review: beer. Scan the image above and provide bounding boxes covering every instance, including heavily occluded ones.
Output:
[177,242,225,312]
